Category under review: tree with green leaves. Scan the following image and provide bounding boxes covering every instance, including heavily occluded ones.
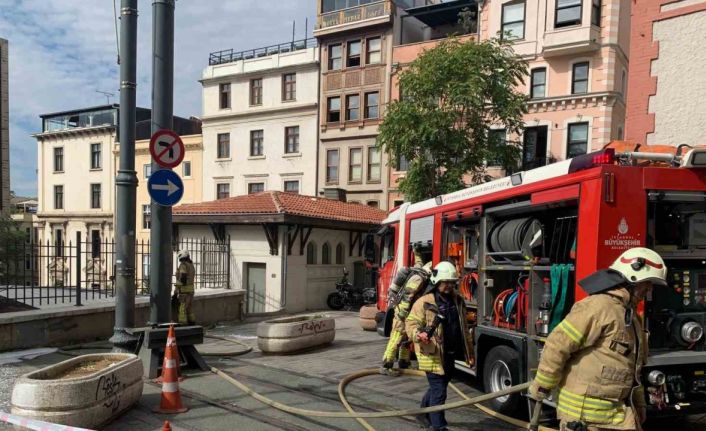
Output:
[378,36,528,203]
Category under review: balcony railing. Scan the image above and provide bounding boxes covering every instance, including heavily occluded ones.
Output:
[208,38,317,66]
[317,0,391,30]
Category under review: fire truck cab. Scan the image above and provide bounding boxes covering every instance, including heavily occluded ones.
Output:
[375,147,706,416]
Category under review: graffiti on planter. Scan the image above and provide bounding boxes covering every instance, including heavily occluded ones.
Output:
[297,320,330,335]
[96,373,122,413]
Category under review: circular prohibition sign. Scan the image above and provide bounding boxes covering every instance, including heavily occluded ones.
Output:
[149,129,185,169]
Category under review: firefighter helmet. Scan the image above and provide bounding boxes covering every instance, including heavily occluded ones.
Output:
[177,250,190,261]
[430,261,458,285]
[609,247,668,287]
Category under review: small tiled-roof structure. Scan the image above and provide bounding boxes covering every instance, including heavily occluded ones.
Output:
[173,191,387,230]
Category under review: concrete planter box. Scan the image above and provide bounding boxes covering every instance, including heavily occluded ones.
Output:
[257,315,335,353]
[11,353,143,429]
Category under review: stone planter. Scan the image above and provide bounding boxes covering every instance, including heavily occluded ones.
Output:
[11,353,143,429]
[359,305,378,331]
[257,314,335,354]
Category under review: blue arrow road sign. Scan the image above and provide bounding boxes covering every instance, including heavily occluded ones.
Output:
[148,169,184,207]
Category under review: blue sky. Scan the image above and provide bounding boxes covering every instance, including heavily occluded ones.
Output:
[0,0,317,197]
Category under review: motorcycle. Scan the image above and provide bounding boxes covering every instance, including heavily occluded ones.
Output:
[326,268,377,310]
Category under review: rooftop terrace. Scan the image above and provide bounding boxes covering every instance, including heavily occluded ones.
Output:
[208,38,317,66]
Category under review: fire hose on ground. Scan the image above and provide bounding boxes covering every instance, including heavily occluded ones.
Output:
[211,366,556,431]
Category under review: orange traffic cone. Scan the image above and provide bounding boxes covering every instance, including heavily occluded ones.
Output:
[161,421,172,431]
[153,325,189,413]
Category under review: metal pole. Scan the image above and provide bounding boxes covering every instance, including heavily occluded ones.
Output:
[110,0,139,353]
[149,0,175,324]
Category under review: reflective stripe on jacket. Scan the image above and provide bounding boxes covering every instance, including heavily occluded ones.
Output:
[533,287,647,429]
[406,292,474,375]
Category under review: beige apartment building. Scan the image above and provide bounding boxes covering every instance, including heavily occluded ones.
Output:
[1,38,10,212]
[201,39,320,199]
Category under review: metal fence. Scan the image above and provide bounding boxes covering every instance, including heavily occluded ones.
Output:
[0,233,230,310]
[209,38,317,65]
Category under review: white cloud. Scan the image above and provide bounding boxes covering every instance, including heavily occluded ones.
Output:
[0,0,316,196]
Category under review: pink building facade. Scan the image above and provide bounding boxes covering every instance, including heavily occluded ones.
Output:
[388,0,630,208]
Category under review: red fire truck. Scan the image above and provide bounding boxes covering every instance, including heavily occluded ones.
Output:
[374,146,706,416]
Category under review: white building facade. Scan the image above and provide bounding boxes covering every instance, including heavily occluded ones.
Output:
[201,40,320,199]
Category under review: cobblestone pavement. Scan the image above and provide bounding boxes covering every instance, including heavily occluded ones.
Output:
[1,311,705,430]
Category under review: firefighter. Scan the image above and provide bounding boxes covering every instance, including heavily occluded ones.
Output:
[407,261,474,431]
[175,250,196,325]
[529,247,668,431]
[381,245,430,372]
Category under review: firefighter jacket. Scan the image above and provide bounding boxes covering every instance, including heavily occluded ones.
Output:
[406,292,474,375]
[533,287,647,429]
[391,252,428,332]
[176,260,196,294]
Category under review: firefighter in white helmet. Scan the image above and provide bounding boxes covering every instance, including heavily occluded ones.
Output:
[407,261,474,431]
[530,247,668,431]
[175,250,196,325]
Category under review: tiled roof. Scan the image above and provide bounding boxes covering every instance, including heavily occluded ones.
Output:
[174,191,387,225]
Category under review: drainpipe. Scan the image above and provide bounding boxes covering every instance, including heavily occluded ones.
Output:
[280,225,294,311]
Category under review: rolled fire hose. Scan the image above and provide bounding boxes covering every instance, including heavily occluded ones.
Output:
[213,366,557,430]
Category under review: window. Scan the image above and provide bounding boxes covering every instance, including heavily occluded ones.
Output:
[142,204,151,229]
[54,185,64,210]
[336,243,345,265]
[572,62,589,94]
[366,37,381,64]
[368,147,381,182]
[285,126,299,154]
[502,2,525,39]
[364,92,379,119]
[322,243,331,265]
[328,44,342,70]
[248,182,265,194]
[284,180,300,193]
[217,133,230,159]
[530,68,546,99]
[591,0,601,26]
[346,94,360,121]
[282,73,296,101]
[393,200,404,207]
[326,149,339,183]
[219,83,231,109]
[488,129,507,166]
[90,183,101,209]
[620,69,626,97]
[556,0,582,28]
[567,122,589,158]
[250,78,263,105]
[90,143,102,169]
[142,255,151,284]
[617,125,624,140]
[327,97,341,123]
[91,229,101,259]
[217,183,230,199]
[349,148,363,182]
[53,147,64,172]
[306,242,317,264]
[347,40,361,68]
[143,163,152,179]
[396,154,409,172]
[182,161,191,177]
[367,201,379,208]
[250,130,264,156]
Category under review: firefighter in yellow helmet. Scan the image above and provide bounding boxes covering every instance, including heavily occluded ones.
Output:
[530,247,668,431]
[175,250,196,325]
[407,261,474,431]
[381,246,431,372]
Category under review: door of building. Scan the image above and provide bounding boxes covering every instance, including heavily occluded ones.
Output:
[522,126,548,170]
[246,263,267,314]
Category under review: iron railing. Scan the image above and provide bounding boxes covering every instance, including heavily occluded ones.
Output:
[317,0,391,30]
[209,38,317,66]
[0,233,230,311]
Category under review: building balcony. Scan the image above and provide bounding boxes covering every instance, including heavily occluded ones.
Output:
[315,0,392,37]
[542,25,600,58]
[323,64,385,92]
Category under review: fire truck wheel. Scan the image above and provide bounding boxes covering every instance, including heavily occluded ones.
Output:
[483,345,522,415]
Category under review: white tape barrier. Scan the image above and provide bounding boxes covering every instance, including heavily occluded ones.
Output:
[0,412,94,431]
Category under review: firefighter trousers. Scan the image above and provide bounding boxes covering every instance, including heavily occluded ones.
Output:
[178,293,196,324]
[560,421,636,431]
[383,329,411,363]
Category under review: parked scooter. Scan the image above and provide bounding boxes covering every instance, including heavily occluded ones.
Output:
[327,268,376,310]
